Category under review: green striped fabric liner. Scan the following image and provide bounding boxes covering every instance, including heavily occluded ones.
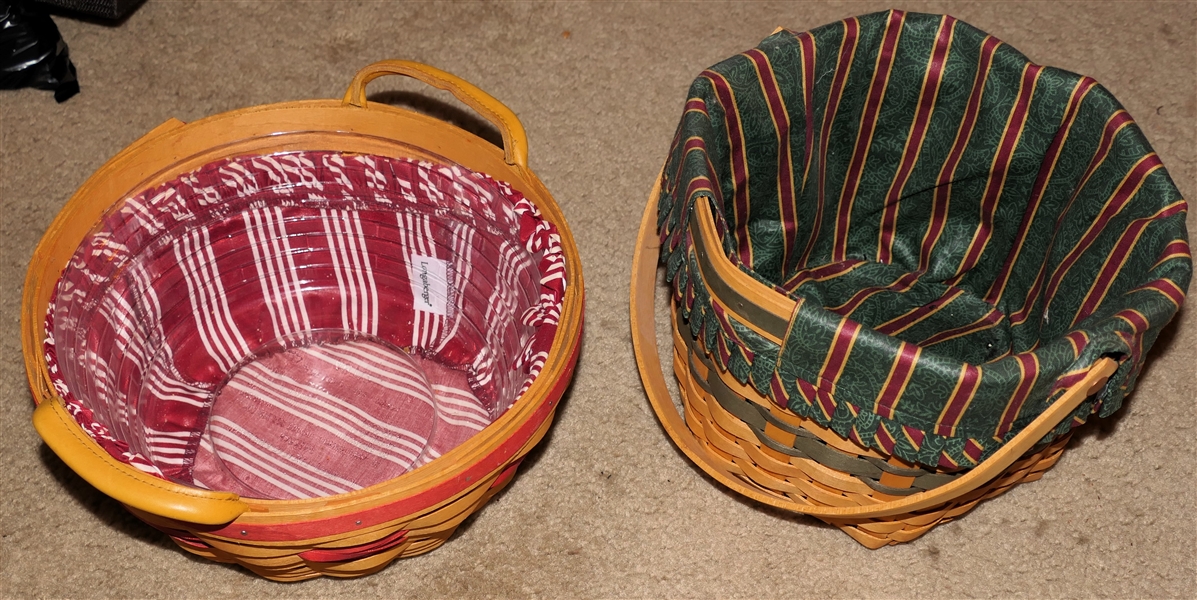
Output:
[657,10,1191,469]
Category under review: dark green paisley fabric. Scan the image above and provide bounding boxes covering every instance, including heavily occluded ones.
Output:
[657,10,1191,469]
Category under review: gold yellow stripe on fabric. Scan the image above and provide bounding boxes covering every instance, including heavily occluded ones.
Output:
[833,9,905,263]
[877,15,955,263]
[946,62,1043,287]
[799,17,860,270]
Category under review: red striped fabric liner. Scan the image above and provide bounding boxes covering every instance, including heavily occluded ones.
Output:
[45,152,566,492]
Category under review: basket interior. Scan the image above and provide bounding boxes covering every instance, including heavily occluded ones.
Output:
[46,151,566,500]
[657,11,1190,469]
[678,13,1187,364]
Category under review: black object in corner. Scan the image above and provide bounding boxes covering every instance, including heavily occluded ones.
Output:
[1,0,79,102]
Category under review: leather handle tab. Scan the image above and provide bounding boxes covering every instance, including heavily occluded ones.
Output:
[342,60,529,169]
[33,399,248,526]
[631,175,1117,519]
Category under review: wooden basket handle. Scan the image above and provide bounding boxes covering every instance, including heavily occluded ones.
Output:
[343,60,529,169]
[630,175,1117,519]
[33,398,248,525]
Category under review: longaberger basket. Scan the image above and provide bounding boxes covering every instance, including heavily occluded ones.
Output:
[22,61,583,580]
[631,11,1190,547]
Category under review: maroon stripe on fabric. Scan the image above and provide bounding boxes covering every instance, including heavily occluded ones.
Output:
[937,452,959,469]
[685,98,709,114]
[680,135,726,206]
[798,31,817,193]
[1136,278,1186,307]
[834,10,905,262]
[1065,331,1090,354]
[1048,370,1088,396]
[1042,155,1163,307]
[798,17,860,271]
[936,364,981,436]
[902,424,925,449]
[782,258,866,291]
[1154,240,1191,265]
[878,15,955,264]
[796,378,819,406]
[770,373,789,409]
[949,63,1043,285]
[919,306,1004,347]
[962,440,983,464]
[1009,111,1134,325]
[745,49,797,273]
[875,342,919,419]
[1072,201,1186,325]
[829,271,919,317]
[702,70,754,266]
[874,422,897,454]
[984,77,1098,304]
[996,354,1039,437]
[820,319,862,391]
[875,287,966,335]
[920,36,1002,272]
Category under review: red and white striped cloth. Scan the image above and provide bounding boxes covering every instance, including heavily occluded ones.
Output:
[45,151,565,498]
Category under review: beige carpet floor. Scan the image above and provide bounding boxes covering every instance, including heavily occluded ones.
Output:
[2,1,1194,597]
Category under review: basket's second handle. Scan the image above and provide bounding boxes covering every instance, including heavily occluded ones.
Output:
[33,398,248,526]
[630,174,1118,519]
[343,60,529,169]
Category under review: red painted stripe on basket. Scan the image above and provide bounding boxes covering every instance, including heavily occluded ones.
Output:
[797,17,860,270]
[297,528,408,563]
[833,9,905,263]
[745,49,798,273]
[1041,155,1164,313]
[702,69,754,266]
[935,364,981,437]
[947,63,1043,286]
[875,287,966,335]
[996,354,1039,437]
[1072,201,1187,325]
[919,35,1001,273]
[1009,111,1135,326]
[874,342,920,419]
[984,77,1098,304]
[209,319,582,542]
[878,15,955,264]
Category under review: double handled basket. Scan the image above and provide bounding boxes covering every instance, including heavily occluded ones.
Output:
[23,61,583,580]
[632,11,1190,547]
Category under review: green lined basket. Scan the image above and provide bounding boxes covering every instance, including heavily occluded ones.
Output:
[634,9,1190,546]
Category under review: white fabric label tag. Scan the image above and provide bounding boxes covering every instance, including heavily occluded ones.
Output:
[410,255,449,315]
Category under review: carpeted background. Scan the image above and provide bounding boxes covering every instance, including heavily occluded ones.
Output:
[2,1,1194,597]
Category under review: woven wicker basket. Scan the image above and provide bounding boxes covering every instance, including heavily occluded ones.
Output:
[631,11,1190,548]
[22,61,583,580]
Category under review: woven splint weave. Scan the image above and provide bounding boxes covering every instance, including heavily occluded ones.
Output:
[657,10,1191,470]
